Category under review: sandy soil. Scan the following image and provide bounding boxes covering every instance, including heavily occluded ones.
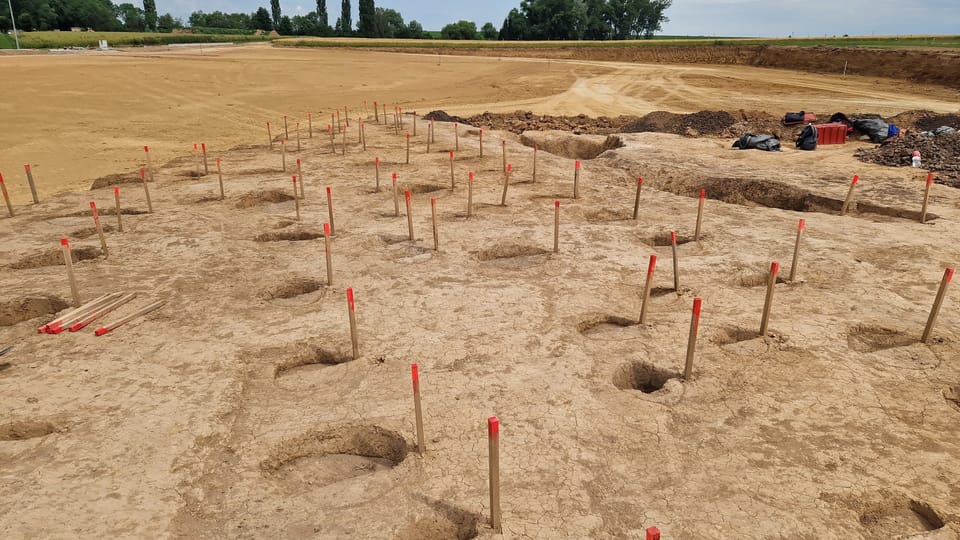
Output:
[1,45,960,539]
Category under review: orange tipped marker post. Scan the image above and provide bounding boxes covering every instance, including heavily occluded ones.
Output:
[341,124,347,154]
[500,164,512,206]
[24,164,39,204]
[413,111,417,136]
[405,190,414,241]
[467,171,475,218]
[375,157,381,192]
[139,168,153,213]
[308,112,313,138]
[449,151,455,187]
[479,128,484,159]
[374,101,379,123]
[840,174,859,215]
[284,114,289,140]
[789,219,805,282]
[646,527,661,540]
[328,124,336,154]
[412,364,426,454]
[201,143,209,175]
[113,186,123,232]
[297,122,302,152]
[454,122,459,151]
[922,267,954,343]
[759,262,780,336]
[393,172,400,217]
[281,139,287,171]
[554,200,560,253]
[90,201,108,257]
[94,300,165,336]
[361,122,367,151]
[573,159,581,199]
[61,238,81,306]
[193,143,200,176]
[488,416,502,533]
[683,297,702,380]
[639,254,657,324]
[347,288,359,359]
[1,173,14,217]
[292,176,301,221]
[633,177,644,220]
[217,158,225,200]
[532,145,538,183]
[296,158,304,199]
[406,132,411,164]
[671,231,680,292]
[431,198,439,251]
[144,145,155,182]
[267,122,273,148]
[326,186,336,235]
[694,189,706,241]
[501,139,507,173]
[921,172,934,223]
[324,222,333,286]
[357,117,362,143]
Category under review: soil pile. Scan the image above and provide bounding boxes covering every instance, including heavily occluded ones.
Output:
[622,110,737,136]
[855,133,960,187]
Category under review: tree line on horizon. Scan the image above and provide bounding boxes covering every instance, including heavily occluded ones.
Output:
[2,0,671,41]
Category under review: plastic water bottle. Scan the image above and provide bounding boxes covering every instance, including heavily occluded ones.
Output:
[912,150,922,168]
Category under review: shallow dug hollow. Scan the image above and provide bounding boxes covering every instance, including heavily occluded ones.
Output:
[254,230,325,242]
[475,243,550,261]
[0,420,59,441]
[847,324,915,353]
[712,326,761,345]
[235,189,295,209]
[943,385,960,410]
[856,493,945,539]
[397,502,479,540]
[8,246,101,270]
[578,315,637,336]
[613,361,681,393]
[88,172,141,190]
[0,295,70,326]
[520,130,624,160]
[272,343,353,379]
[260,278,323,300]
[259,425,408,488]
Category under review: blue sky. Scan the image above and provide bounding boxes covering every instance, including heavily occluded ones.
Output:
[164,0,960,37]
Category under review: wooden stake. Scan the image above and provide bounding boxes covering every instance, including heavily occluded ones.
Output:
[501,140,507,173]
[144,145,155,182]
[488,416,502,533]
[361,122,367,151]
[554,200,560,253]
[573,160,581,199]
[284,114,289,140]
[0,173,14,217]
[633,177,644,220]
[431,198,439,251]
[331,113,336,132]
[90,201,108,258]
[467,172,474,218]
[281,139,287,172]
[336,110,341,133]
[500,164,512,206]
[374,157,381,192]
[382,103,387,125]
[639,254,656,324]
[671,231,680,292]
[296,123,301,153]
[532,145,538,183]
[341,125,347,154]
[922,267,954,343]
[479,128,484,159]
[113,187,123,232]
[406,133,410,164]
[454,122,459,151]
[326,186,336,235]
[683,297,702,380]
[345,106,350,127]
[296,158,304,199]
[94,299,165,336]
[324,222,333,286]
[789,219,805,282]
[393,173,400,217]
[413,112,417,136]
[759,262,780,336]
[201,143,209,175]
[374,101,379,123]
[357,117,362,143]
[694,189,705,241]
[426,124,432,153]
[328,124,336,154]
[840,174,859,215]
[23,164,39,204]
[267,122,273,148]
[921,172,933,224]
[429,119,435,143]
[411,364,426,455]
[347,288,359,359]
[293,176,301,221]
[69,292,137,333]
[61,238,81,306]
[449,151,455,188]
[40,293,118,334]
[193,144,200,177]
[308,112,313,138]
[217,158,225,200]
[405,190,414,241]
[140,168,153,213]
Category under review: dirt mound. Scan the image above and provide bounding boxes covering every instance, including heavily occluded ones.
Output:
[89,172,142,190]
[463,111,635,135]
[855,133,960,187]
[519,131,624,159]
[235,189,295,209]
[423,110,469,124]
[623,110,737,137]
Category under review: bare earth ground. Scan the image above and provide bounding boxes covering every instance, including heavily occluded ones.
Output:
[1,45,959,539]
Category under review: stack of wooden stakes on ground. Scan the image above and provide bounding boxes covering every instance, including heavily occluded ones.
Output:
[3,102,954,536]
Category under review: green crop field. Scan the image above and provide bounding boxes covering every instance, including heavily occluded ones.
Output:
[5,31,272,49]
[276,35,960,50]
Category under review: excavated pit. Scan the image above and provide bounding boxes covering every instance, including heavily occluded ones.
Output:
[858,495,945,539]
[235,189,296,209]
[847,325,915,353]
[0,419,59,441]
[254,230,325,242]
[8,246,102,270]
[519,131,625,160]
[260,278,323,300]
[0,295,70,326]
[613,361,681,393]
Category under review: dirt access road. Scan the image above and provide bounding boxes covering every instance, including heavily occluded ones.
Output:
[0,43,957,204]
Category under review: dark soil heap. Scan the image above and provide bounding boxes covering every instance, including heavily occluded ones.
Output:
[855,133,960,187]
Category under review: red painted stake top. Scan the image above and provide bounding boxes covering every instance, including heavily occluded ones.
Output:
[144,145,149,152]
[376,156,380,165]
[851,175,860,185]
[450,151,454,159]
[575,160,581,170]
[193,143,198,150]
[946,268,955,284]
[217,157,222,165]
[61,237,69,247]
[671,231,677,243]
[324,223,330,235]
[346,288,355,311]
[638,177,643,185]
[646,526,661,540]
[431,198,436,207]
[114,186,119,195]
[488,416,499,438]
[700,189,706,199]
[0,173,5,184]
[507,164,512,173]
[24,164,30,172]
[296,158,300,165]
[692,296,702,318]
[411,363,419,384]
[770,261,780,275]
[201,143,206,151]
[555,200,560,209]
[927,172,934,186]
[326,186,332,196]
[407,133,410,139]
[647,254,657,274]
[89,201,97,212]
[292,175,297,185]
[393,173,398,183]
[798,218,806,231]
[405,190,411,201]
[469,172,475,182]
[139,168,145,179]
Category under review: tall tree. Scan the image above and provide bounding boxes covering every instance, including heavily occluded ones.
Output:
[316,0,328,28]
[357,0,374,36]
[142,0,157,30]
[337,0,351,35]
[270,0,281,30]
[252,6,272,30]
